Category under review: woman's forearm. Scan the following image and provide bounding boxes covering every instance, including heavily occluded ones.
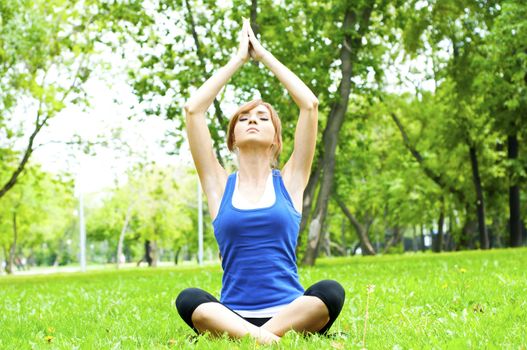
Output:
[260,52,318,109]
[184,55,245,114]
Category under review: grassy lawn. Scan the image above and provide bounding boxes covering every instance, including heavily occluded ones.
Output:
[1,248,526,349]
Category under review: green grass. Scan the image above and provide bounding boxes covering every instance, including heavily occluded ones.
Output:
[1,248,526,349]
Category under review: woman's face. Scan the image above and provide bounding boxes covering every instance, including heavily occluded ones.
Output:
[233,104,276,149]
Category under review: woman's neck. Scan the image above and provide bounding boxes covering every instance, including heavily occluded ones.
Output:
[237,148,273,186]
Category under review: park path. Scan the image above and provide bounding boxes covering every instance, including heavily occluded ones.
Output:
[0,261,186,277]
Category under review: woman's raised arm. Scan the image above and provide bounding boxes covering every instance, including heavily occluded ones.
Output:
[185,19,250,219]
[247,24,318,207]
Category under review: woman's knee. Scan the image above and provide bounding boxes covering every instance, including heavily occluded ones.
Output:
[176,288,201,314]
[175,288,219,329]
[304,280,345,320]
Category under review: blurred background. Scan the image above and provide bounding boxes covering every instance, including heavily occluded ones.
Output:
[1,0,525,275]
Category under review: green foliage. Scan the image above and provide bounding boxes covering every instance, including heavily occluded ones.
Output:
[2,0,526,259]
[0,249,525,348]
[128,0,387,159]
[0,0,153,198]
[86,164,215,263]
[0,0,156,265]
[0,164,74,254]
[123,0,526,253]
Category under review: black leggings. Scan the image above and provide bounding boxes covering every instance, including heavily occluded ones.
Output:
[175,280,345,335]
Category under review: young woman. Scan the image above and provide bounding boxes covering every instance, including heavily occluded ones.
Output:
[175,18,345,344]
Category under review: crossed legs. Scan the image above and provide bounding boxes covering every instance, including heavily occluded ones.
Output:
[260,295,329,337]
[190,302,280,344]
[175,280,345,344]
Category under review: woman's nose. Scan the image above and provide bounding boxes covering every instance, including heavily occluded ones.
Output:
[248,114,258,123]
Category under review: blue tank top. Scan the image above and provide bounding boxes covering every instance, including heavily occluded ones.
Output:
[212,169,304,310]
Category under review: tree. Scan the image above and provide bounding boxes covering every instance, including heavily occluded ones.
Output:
[0,0,152,199]
[86,164,210,266]
[301,0,380,265]
[0,165,74,274]
[388,0,513,249]
[477,0,527,246]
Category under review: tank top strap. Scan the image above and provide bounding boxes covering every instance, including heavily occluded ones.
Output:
[213,172,236,224]
[272,169,299,214]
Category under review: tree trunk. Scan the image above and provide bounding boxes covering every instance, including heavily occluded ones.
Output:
[174,247,181,265]
[302,3,374,266]
[445,215,454,251]
[150,241,158,267]
[412,226,418,252]
[433,199,445,253]
[335,197,376,255]
[469,146,489,249]
[322,232,331,257]
[250,0,260,42]
[6,212,18,274]
[460,201,477,249]
[341,217,347,254]
[508,134,522,247]
[116,202,134,269]
[383,227,401,254]
[139,240,153,267]
[296,163,321,254]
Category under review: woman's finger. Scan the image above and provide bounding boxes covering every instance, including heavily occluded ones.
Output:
[240,21,248,46]
[247,22,257,38]
[243,18,250,33]
[247,25,261,48]
[243,21,250,42]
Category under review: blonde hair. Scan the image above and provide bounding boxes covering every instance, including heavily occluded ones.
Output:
[227,99,282,168]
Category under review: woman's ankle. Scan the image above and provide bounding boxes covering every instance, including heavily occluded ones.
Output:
[248,325,280,344]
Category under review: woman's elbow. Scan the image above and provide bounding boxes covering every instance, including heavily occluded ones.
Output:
[183,102,194,115]
[305,98,319,111]
[301,98,318,111]
[185,103,208,116]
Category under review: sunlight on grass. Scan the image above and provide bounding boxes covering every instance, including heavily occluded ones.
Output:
[0,248,526,349]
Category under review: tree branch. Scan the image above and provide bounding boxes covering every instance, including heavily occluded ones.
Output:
[388,110,466,203]
[334,195,376,255]
[0,106,46,199]
[183,0,226,166]
[0,55,89,199]
[335,196,363,233]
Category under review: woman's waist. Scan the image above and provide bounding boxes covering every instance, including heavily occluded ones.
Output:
[220,271,304,309]
[222,256,298,275]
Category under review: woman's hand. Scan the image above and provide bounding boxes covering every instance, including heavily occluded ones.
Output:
[247,21,269,61]
[236,18,251,63]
